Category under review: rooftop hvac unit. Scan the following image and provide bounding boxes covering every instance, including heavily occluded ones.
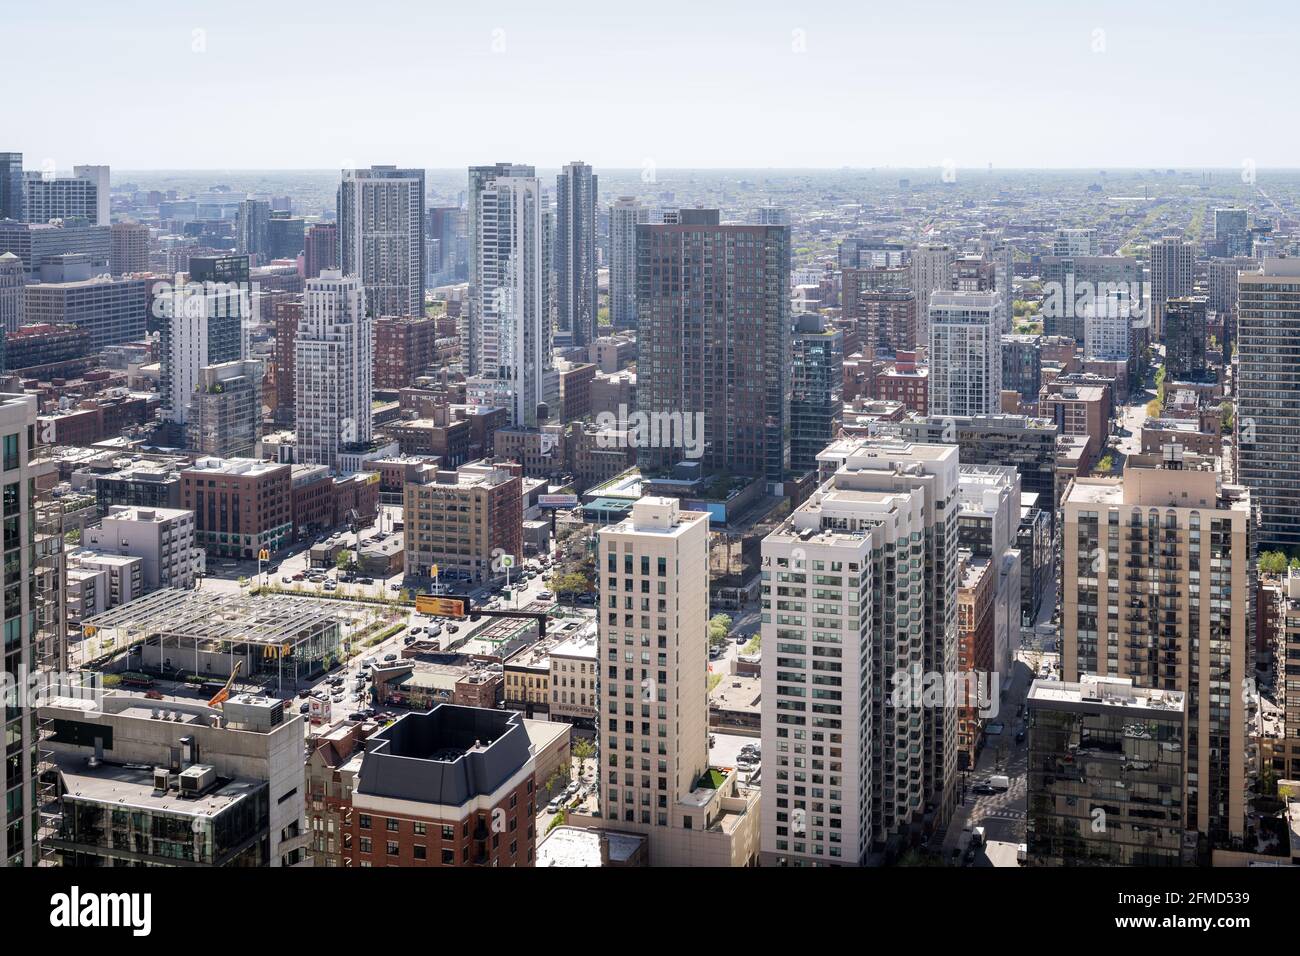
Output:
[153,768,171,793]
[178,764,217,798]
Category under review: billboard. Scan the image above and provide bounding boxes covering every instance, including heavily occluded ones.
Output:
[538,494,579,508]
[415,595,467,618]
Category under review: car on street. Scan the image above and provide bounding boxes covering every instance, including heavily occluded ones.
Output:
[546,796,564,814]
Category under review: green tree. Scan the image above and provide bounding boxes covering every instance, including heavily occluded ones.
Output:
[1096,454,1114,475]
[1259,551,1289,575]
[335,549,352,571]
[707,613,732,649]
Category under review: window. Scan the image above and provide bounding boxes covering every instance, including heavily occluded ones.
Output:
[386,841,399,856]
[413,844,427,860]
[386,818,399,832]
[358,814,371,830]
[413,822,427,835]
[441,848,455,865]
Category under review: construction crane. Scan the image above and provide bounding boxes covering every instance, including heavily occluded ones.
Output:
[207,661,243,709]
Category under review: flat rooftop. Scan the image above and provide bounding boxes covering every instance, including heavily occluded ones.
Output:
[56,756,263,816]
[537,826,645,867]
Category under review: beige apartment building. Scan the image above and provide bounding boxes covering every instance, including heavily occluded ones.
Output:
[549,627,598,725]
[402,460,522,582]
[1061,446,1251,849]
[567,496,759,866]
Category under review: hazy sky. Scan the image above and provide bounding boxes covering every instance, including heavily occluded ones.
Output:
[6,0,1294,170]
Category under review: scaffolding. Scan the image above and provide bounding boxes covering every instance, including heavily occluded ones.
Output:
[82,589,342,691]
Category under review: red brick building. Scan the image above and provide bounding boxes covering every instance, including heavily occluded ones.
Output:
[181,457,293,558]
[874,350,929,414]
[374,317,439,390]
[341,706,537,867]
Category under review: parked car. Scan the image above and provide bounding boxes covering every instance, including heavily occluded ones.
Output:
[383,653,398,662]
[546,797,564,814]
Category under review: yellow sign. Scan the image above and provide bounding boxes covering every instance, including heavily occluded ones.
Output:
[415,595,466,618]
[259,549,270,561]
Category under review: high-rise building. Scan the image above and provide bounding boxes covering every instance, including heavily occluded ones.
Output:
[338,166,425,318]
[0,152,23,221]
[609,197,648,330]
[1213,208,1249,256]
[236,199,269,260]
[955,463,1022,685]
[856,288,917,355]
[465,162,535,377]
[272,297,301,425]
[790,313,843,475]
[1001,334,1041,405]
[1027,676,1188,866]
[591,496,758,865]
[555,161,598,347]
[22,170,99,224]
[466,174,555,426]
[1082,287,1135,365]
[303,222,338,279]
[1061,448,1251,848]
[1039,254,1142,342]
[295,271,373,469]
[186,359,265,458]
[637,209,791,486]
[157,277,248,425]
[1163,295,1208,380]
[1236,258,1300,549]
[425,205,465,286]
[0,392,65,867]
[267,210,306,260]
[928,290,1002,417]
[109,221,150,274]
[0,251,23,334]
[911,242,956,343]
[1148,236,1195,339]
[72,164,111,226]
[762,439,959,864]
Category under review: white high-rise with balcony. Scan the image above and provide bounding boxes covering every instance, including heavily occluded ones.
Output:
[928,291,1002,417]
[467,174,555,426]
[294,271,373,470]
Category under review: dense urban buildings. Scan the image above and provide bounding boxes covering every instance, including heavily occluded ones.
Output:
[928,291,1003,417]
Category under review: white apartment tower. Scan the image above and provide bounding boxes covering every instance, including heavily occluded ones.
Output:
[467,174,555,426]
[157,279,249,426]
[762,438,960,865]
[928,290,1002,417]
[337,166,425,319]
[609,197,649,329]
[466,163,535,376]
[294,271,373,470]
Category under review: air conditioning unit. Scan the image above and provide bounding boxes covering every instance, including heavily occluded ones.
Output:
[178,764,217,798]
[153,768,171,793]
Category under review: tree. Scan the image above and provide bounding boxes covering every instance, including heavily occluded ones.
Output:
[572,738,596,780]
[1259,551,1289,575]
[707,613,732,649]
[1096,454,1114,475]
[335,549,352,571]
